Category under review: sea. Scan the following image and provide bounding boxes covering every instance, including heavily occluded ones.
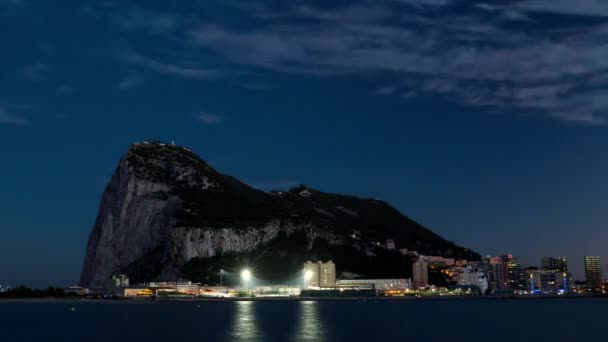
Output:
[1,298,607,341]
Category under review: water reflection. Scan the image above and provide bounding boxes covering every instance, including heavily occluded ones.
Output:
[231,301,261,341]
[294,301,326,341]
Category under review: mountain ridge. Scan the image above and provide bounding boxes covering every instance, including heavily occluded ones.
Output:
[80,142,478,287]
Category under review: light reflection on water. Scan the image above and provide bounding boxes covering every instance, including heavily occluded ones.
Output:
[229,300,326,341]
[231,301,260,341]
[294,301,326,341]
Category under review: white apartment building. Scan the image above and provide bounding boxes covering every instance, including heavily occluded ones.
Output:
[457,267,489,294]
[304,261,336,288]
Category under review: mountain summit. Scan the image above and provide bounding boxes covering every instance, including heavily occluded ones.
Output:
[80,142,478,287]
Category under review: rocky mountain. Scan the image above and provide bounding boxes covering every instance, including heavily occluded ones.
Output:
[80,142,478,288]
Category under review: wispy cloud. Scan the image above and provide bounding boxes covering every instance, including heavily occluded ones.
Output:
[0,107,30,126]
[195,113,223,125]
[516,0,608,17]
[116,8,177,33]
[121,51,217,79]
[118,73,144,90]
[23,62,49,81]
[56,85,74,94]
[186,1,608,125]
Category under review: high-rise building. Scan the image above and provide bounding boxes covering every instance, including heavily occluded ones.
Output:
[584,256,602,291]
[527,268,572,294]
[486,255,526,291]
[319,261,336,288]
[487,256,506,290]
[413,257,429,289]
[541,257,568,272]
[303,261,336,288]
[503,255,526,291]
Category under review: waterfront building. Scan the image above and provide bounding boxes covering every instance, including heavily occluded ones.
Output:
[176,282,201,294]
[336,279,412,291]
[413,257,429,288]
[541,257,568,272]
[503,255,526,291]
[487,256,506,290]
[526,268,572,294]
[64,286,90,296]
[304,261,319,288]
[121,287,154,297]
[457,267,489,294]
[584,256,603,291]
[111,274,130,288]
[304,261,336,288]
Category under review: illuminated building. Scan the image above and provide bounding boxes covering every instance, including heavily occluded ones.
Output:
[413,257,429,289]
[584,256,603,291]
[303,261,336,288]
[487,256,506,290]
[319,261,336,288]
[526,268,572,294]
[111,274,130,288]
[541,257,568,272]
[503,255,526,291]
[304,261,319,288]
[121,287,154,297]
[336,279,412,291]
[457,267,489,294]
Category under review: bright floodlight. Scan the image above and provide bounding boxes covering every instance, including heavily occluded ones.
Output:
[304,270,314,281]
[241,269,251,281]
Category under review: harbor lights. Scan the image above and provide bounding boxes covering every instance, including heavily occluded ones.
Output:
[241,269,252,292]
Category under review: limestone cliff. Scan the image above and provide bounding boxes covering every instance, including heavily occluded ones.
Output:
[80,142,478,287]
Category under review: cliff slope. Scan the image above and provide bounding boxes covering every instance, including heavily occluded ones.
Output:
[80,142,478,287]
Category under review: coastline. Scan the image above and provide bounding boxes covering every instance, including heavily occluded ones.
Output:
[2,294,607,304]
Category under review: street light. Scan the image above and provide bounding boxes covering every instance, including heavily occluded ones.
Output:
[241,269,251,292]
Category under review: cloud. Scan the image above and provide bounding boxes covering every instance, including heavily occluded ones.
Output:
[121,51,217,79]
[118,73,144,90]
[0,107,30,126]
[195,113,223,125]
[56,85,74,94]
[116,8,177,33]
[23,63,49,81]
[474,3,502,12]
[186,1,608,125]
[515,0,608,17]
[0,0,24,5]
[375,86,397,96]
[499,9,534,22]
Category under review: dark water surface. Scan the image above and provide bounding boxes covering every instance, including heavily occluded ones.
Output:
[1,299,607,341]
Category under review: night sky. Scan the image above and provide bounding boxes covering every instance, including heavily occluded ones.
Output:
[1,0,607,287]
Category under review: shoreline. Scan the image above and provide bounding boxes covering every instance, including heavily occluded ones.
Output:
[2,294,607,304]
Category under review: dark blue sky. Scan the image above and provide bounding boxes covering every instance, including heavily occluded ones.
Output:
[1,0,607,287]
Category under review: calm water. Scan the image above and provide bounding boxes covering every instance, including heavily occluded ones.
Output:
[1,299,607,341]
